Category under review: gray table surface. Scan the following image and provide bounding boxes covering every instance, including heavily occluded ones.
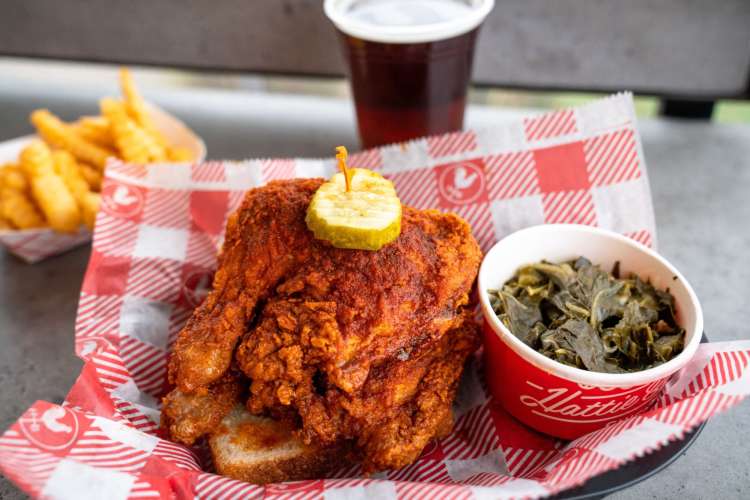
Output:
[0,84,748,499]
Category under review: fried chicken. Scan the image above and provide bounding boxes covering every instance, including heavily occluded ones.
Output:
[162,178,482,473]
[161,372,243,445]
[359,317,479,471]
[168,179,319,393]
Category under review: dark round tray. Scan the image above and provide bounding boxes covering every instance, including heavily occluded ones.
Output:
[554,333,708,499]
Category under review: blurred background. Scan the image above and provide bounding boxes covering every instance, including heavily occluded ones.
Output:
[2,57,750,124]
[1,0,748,158]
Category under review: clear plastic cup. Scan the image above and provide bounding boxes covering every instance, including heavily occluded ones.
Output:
[325,0,495,148]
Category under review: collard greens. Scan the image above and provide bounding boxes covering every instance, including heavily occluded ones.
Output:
[489,257,685,373]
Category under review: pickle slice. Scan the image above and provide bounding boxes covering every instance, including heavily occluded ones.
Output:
[306,168,402,251]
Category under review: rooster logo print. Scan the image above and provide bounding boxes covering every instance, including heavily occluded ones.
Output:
[42,407,73,433]
[101,183,144,218]
[76,336,115,359]
[183,270,214,307]
[111,186,138,206]
[19,405,79,451]
[437,161,486,206]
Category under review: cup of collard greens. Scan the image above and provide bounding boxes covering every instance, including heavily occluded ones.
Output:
[478,224,703,439]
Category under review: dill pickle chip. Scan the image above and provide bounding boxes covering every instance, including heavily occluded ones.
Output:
[306,168,401,251]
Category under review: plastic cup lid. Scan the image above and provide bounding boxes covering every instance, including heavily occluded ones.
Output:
[324,0,495,44]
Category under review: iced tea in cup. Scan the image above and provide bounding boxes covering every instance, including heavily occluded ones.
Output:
[324,0,495,148]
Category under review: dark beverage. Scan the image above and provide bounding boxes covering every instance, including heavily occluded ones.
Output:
[325,0,494,148]
[340,29,478,148]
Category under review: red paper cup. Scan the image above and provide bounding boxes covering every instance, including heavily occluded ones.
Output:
[478,225,703,439]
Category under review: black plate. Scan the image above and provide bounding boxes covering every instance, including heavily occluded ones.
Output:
[554,333,708,500]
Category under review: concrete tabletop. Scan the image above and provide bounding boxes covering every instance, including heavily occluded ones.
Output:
[0,84,748,499]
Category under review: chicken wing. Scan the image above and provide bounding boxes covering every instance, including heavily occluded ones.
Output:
[161,372,243,445]
[359,317,479,471]
[168,179,320,393]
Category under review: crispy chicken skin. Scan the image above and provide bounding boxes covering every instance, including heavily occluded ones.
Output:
[360,318,479,471]
[162,178,482,472]
[238,205,481,394]
[161,372,243,445]
[168,179,319,393]
[238,304,478,444]
[234,313,479,473]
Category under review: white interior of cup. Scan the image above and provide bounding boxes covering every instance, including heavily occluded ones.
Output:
[478,224,704,387]
[324,0,496,44]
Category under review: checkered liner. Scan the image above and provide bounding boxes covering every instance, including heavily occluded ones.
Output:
[1,94,748,499]
[0,228,90,263]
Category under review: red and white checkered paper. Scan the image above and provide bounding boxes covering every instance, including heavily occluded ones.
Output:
[2,93,748,499]
[0,228,91,263]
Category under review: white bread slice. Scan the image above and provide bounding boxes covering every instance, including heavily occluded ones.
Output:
[209,406,351,484]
